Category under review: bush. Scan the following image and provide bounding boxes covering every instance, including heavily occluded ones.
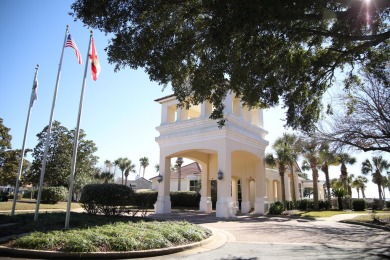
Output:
[41,187,67,204]
[131,190,158,208]
[129,190,200,209]
[318,200,331,210]
[170,191,200,208]
[352,199,366,211]
[22,190,33,199]
[268,201,284,215]
[371,199,384,210]
[80,184,134,215]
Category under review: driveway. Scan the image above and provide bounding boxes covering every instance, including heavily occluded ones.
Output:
[147,211,390,259]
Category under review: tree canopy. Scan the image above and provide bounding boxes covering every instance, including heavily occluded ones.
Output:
[0,118,30,186]
[71,0,390,131]
[27,121,99,187]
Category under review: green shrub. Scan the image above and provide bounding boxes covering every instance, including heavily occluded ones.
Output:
[352,199,366,211]
[371,199,384,210]
[40,187,68,204]
[131,190,158,208]
[22,190,33,199]
[285,201,295,210]
[80,184,134,215]
[268,201,284,215]
[318,200,330,210]
[170,191,200,208]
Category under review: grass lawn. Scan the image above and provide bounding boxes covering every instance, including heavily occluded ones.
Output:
[0,199,81,211]
[297,210,368,218]
[0,212,211,253]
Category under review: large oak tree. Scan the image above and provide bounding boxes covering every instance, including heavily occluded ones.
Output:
[71,0,390,131]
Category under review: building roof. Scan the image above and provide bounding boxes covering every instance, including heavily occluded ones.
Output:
[150,162,202,180]
[154,94,176,103]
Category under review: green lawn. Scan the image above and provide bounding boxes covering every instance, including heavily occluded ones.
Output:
[299,211,368,218]
[0,199,81,211]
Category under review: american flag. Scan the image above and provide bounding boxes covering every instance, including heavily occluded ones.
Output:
[65,34,82,64]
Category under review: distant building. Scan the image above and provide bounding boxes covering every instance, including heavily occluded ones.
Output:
[128,177,152,191]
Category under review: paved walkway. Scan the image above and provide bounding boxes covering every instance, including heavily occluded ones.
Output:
[1,209,389,259]
[146,211,390,259]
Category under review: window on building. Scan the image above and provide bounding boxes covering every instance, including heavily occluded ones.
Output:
[189,180,199,191]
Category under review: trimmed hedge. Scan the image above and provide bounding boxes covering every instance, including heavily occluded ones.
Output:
[40,186,68,204]
[352,199,366,211]
[80,184,134,215]
[129,190,201,209]
[170,191,200,208]
[131,190,158,208]
[268,201,284,215]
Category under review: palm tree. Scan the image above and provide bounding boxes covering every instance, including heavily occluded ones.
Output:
[298,136,324,210]
[272,133,299,202]
[352,175,368,199]
[319,143,340,204]
[139,157,149,178]
[114,157,131,185]
[336,153,356,191]
[381,176,389,201]
[361,156,390,200]
[104,160,113,173]
[124,161,136,186]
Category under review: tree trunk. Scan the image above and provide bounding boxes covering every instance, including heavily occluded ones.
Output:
[340,163,348,191]
[377,183,382,200]
[289,164,296,202]
[311,159,319,210]
[338,197,343,210]
[356,188,360,199]
[322,164,331,205]
[362,188,366,199]
[279,164,286,202]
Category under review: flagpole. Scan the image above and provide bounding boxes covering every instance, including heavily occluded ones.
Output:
[34,25,69,222]
[11,65,39,216]
[65,31,92,229]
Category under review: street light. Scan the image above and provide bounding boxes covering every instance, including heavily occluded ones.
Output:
[176,157,184,191]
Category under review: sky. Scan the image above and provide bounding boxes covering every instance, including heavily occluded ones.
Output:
[0,1,389,199]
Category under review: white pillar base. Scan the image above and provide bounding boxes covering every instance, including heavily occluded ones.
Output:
[216,196,237,218]
[154,195,171,214]
[241,201,251,214]
[254,197,266,214]
[199,196,212,213]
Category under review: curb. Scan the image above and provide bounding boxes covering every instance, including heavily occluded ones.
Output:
[0,228,218,259]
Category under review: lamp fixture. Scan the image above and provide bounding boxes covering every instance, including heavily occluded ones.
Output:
[217,170,224,180]
[157,174,163,183]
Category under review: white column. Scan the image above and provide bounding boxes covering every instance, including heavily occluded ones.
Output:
[254,159,266,214]
[155,155,171,214]
[199,161,212,213]
[161,104,168,124]
[241,178,251,213]
[201,101,213,117]
[223,92,233,115]
[232,178,238,205]
[216,146,236,218]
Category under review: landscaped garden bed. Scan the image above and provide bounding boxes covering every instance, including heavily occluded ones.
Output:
[0,212,211,253]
